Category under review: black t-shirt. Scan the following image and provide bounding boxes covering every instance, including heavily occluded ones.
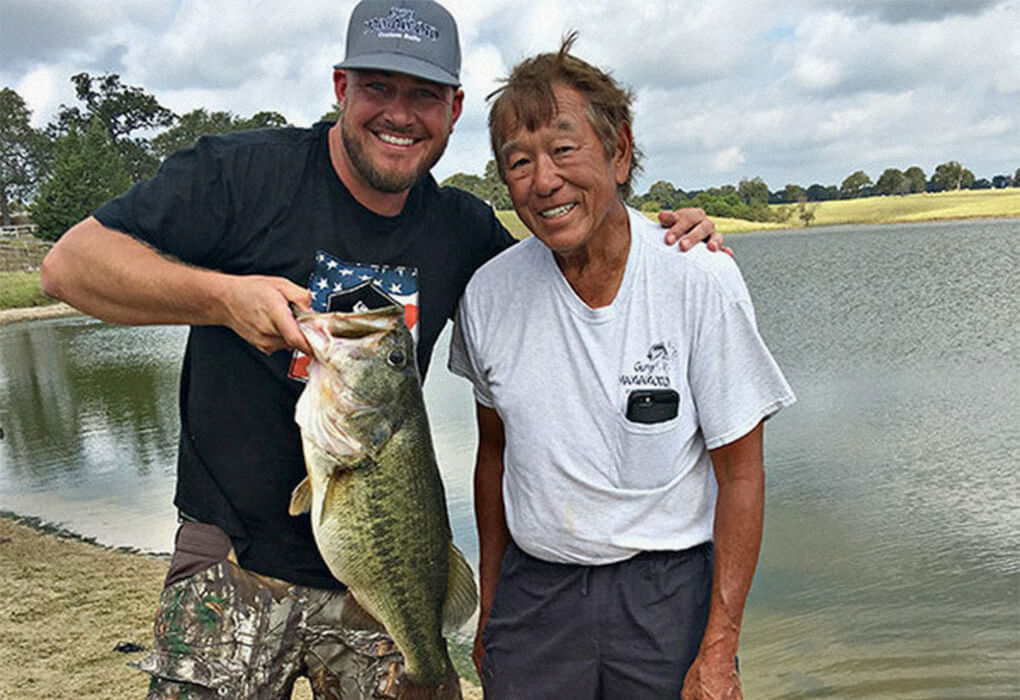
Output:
[95,122,514,588]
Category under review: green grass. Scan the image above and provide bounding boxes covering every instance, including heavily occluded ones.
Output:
[0,271,53,310]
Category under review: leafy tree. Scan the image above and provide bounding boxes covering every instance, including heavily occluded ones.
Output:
[875,168,909,196]
[321,102,341,123]
[991,174,1011,189]
[806,183,838,201]
[440,160,511,209]
[0,88,50,226]
[1014,168,1020,187]
[904,166,927,194]
[782,184,805,203]
[970,178,992,190]
[797,201,817,226]
[152,109,288,159]
[648,180,680,210]
[31,120,131,240]
[50,72,176,181]
[738,177,769,206]
[482,159,512,209]
[840,170,872,199]
[931,160,974,191]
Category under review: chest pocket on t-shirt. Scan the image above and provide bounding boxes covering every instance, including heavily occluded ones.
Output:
[615,390,684,490]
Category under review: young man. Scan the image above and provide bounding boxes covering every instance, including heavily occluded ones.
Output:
[41,2,721,698]
[450,35,795,699]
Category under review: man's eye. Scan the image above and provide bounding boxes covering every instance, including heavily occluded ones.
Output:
[508,157,529,170]
[554,145,574,156]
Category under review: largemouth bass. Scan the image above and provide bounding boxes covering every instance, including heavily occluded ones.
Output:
[289,306,477,694]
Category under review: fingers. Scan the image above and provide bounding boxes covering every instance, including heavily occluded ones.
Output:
[223,276,314,355]
[659,208,728,253]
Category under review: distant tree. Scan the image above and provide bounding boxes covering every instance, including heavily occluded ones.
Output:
[840,170,872,199]
[782,183,806,203]
[931,160,974,191]
[321,102,341,123]
[806,183,838,201]
[152,109,288,159]
[0,88,50,226]
[1013,167,1020,187]
[440,160,511,209]
[483,159,512,209]
[991,174,1011,189]
[970,178,992,190]
[50,72,176,181]
[648,180,680,210]
[875,168,909,196]
[796,201,817,226]
[738,177,770,206]
[904,166,927,194]
[31,120,131,240]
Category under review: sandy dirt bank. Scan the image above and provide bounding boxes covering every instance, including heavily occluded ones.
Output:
[0,302,81,326]
[0,516,481,699]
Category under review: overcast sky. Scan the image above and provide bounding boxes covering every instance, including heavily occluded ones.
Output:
[2,0,1018,193]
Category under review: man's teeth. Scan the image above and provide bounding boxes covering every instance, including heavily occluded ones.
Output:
[378,133,415,146]
[540,203,575,218]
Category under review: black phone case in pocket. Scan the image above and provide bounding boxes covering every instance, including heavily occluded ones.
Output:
[626,389,680,424]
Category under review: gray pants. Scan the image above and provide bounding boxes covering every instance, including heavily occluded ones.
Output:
[480,541,713,699]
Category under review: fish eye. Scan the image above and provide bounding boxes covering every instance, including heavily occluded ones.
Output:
[387,349,406,368]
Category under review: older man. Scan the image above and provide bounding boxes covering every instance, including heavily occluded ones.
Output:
[451,34,795,699]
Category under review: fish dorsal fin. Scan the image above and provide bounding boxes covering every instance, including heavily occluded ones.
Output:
[288,476,312,516]
[340,591,387,634]
[442,543,479,634]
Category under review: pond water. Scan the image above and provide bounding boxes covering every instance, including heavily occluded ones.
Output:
[2,218,1018,697]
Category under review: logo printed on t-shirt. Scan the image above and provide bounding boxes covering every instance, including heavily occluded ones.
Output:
[288,250,420,381]
[618,340,677,388]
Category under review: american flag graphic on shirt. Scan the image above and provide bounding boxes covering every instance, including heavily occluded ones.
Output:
[288,250,420,381]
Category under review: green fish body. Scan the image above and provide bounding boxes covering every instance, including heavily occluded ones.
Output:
[290,307,476,691]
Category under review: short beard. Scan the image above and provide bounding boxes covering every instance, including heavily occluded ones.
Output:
[341,122,446,194]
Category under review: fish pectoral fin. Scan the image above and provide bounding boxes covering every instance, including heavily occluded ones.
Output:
[340,591,387,634]
[288,476,313,516]
[442,543,479,634]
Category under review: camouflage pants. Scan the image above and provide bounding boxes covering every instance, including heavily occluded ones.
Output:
[137,529,405,699]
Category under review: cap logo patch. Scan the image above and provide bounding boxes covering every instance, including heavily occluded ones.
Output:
[364,7,439,43]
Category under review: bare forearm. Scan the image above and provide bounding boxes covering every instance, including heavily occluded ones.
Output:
[682,424,764,699]
[41,217,312,355]
[41,217,231,327]
[701,464,764,657]
[474,435,509,617]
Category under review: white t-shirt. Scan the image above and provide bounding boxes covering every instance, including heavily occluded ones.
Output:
[450,206,795,565]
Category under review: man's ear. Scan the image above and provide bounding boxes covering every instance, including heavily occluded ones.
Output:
[449,88,465,132]
[614,123,634,187]
[333,70,350,110]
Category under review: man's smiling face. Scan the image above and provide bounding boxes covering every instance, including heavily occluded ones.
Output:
[335,69,464,195]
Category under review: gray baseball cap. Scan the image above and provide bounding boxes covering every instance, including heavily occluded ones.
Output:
[334,0,461,87]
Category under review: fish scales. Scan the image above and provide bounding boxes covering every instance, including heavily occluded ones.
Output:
[290,306,476,694]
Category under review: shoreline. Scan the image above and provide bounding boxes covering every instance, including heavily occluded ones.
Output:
[0,513,482,699]
[0,302,81,326]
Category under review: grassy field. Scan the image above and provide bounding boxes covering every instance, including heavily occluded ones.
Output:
[797,187,1020,226]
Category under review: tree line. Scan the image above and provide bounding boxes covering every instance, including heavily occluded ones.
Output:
[1,74,290,238]
[2,73,1017,237]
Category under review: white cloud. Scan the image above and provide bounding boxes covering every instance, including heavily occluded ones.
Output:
[713,146,746,173]
[1,0,1016,193]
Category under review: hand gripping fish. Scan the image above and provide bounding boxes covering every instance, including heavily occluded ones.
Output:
[289,306,477,696]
